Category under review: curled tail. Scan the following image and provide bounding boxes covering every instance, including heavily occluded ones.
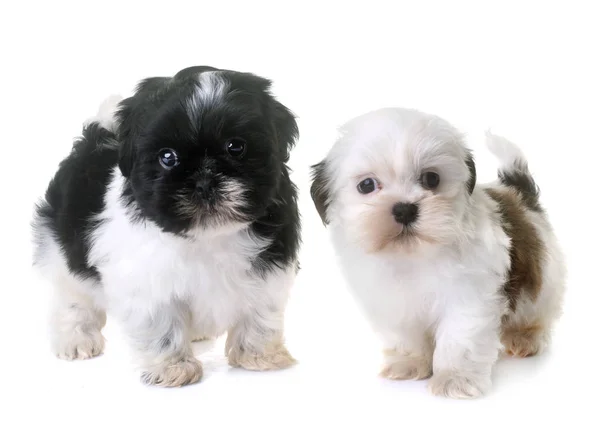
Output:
[485,130,542,212]
[83,94,123,133]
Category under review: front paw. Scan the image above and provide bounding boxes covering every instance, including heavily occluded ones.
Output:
[228,344,297,371]
[427,371,490,399]
[141,356,203,387]
[52,329,105,360]
[380,355,432,380]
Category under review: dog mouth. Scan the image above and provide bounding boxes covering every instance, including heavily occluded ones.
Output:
[189,191,220,210]
[393,224,440,246]
[392,222,417,238]
[367,223,416,252]
[174,191,217,213]
[173,182,250,227]
[388,222,439,247]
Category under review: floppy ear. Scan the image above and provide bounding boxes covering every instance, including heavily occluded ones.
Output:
[272,101,298,163]
[310,160,331,225]
[115,96,138,178]
[116,77,171,177]
[465,151,477,194]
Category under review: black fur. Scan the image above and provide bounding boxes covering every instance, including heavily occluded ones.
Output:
[33,66,301,279]
[33,123,118,283]
[498,166,542,212]
[465,152,477,195]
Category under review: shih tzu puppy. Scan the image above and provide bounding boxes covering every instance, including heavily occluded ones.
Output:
[32,66,301,387]
[310,108,565,398]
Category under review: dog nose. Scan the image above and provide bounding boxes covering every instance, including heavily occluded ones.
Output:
[392,202,419,225]
[195,178,214,198]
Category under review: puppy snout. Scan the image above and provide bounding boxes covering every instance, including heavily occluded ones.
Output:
[392,202,419,225]
[195,178,215,199]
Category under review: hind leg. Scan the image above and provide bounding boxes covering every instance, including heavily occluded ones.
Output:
[502,234,565,358]
[501,284,562,358]
[49,274,106,360]
[501,321,549,357]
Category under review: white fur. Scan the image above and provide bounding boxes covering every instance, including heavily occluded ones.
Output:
[187,71,228,127]
[38,168,295,383]
[485,130,528,171]
[33,223,107,360]
[330,189,509,398]
[320,108,565,399]
[83,94,123,132]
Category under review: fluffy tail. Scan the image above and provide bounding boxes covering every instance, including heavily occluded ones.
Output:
[485,130,542,211]
[83,94,123,133]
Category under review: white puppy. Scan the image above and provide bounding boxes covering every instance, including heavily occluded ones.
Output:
[310,108,565,398]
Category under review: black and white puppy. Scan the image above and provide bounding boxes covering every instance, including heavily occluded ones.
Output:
[32,66,301,387]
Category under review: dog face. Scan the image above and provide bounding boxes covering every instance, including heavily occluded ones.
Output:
[116,66,298,235]
[311,107,476,253]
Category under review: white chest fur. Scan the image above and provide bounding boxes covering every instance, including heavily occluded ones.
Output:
[87,170,271,337]
[329,209,511,341]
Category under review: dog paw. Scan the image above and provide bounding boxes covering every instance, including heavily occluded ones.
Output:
[380,355,432,380]
[502,325,546,358]
[52,330,105,360]
[427,372,490,399]
[141,356,203,387]
[192,335,214,342]
[228,344,297,371]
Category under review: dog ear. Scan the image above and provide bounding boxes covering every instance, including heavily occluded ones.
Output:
[116,77,171,177]
[272,100,299,163]
[465,151,477,195]
[310,160,331,225]
[115,96,137,177]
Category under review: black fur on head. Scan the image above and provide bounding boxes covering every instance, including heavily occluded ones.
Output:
[310,160,331,225]
[32,65,301,280]
[115,66,299,235]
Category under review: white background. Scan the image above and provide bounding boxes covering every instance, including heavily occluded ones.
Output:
[1,1,598,421]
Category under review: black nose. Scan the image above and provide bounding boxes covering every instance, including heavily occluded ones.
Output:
[392,202,419,225]
[195,178,214,198]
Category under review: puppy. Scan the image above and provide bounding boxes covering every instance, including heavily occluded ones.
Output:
[310,108,565,398]
[32,66,301,387]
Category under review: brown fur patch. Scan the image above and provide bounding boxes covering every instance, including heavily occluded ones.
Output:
[501,323,544,357]
[486,187,545,311]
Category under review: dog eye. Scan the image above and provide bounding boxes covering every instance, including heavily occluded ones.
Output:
[226,138,247,158]
[357,178,378,194]
[421,172,440,189]
[158,148,180,169]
